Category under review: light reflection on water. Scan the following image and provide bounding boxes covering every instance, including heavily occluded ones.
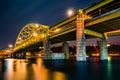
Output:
[0,57,120,80]
[32,58,49,80]
[107,61,112,80]
[5,59,28,80]
[2,58,67,80]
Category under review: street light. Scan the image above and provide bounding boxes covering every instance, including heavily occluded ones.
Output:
[107,44,110,47]
[54,28,61,33]
[33,32,37,37]
[35,24,39,28]
[8,44,13,48]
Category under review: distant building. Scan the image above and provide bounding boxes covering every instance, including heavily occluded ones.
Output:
[0,48,13,56]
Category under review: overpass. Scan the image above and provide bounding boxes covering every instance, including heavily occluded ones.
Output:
[13,0,120,61]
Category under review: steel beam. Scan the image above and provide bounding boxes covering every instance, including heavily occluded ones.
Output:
[104,29,120,37]
[84,0,113,14]
[85,11,120,27]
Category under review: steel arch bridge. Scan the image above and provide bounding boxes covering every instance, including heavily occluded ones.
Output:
[14,23,49,52]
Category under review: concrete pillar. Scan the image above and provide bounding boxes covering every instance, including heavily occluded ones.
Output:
[62,41,69,59]
[43,40,52,60]
[46,40,51,52]
[99,36,108,60]
[76,9,86,61]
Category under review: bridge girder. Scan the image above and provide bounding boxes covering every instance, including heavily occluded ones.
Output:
[50,27,103,39]
[85,9,120,27]
[104,29,120,37]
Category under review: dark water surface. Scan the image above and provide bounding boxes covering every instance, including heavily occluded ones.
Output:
[0,57,120,80]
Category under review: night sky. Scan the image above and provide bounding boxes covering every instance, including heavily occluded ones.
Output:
[0,0,120,49]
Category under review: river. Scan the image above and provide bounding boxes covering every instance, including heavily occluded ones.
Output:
[0,57,120,80]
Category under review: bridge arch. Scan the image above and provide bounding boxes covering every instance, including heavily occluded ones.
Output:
[14,23,49,52]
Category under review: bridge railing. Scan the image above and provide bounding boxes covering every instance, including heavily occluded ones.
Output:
[86,7,120,22]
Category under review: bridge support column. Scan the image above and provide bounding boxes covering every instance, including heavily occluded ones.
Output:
[99,35,108,60]
[62,41,69,59]
[44,40,52,60]
[76,9,86,61]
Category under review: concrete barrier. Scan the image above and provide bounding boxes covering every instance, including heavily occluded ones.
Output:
[51,53,65,59]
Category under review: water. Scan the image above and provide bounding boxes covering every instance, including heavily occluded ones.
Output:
[0,57,120,80]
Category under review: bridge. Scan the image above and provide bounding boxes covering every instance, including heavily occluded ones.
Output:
[13,0,120,61]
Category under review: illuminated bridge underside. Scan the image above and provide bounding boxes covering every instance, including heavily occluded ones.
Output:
[85,9,120,33]
[50,8,120,43]
[86,17,120,33]
[50,28,102,43]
